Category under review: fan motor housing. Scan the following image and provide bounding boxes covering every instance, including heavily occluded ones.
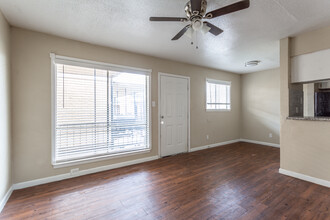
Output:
[185,0,207,19]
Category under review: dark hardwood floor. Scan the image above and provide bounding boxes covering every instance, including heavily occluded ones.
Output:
[1,142,329,220]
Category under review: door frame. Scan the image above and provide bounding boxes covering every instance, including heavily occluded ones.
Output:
[158,72,191,157]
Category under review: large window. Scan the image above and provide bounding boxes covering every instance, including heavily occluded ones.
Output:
[52,54,150,166]
[206,79,231,111]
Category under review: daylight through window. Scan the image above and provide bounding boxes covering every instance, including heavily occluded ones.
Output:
[206,79,231,110]
[53,56,150,165]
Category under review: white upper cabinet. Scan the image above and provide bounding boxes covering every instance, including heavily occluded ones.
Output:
[291,48,330,83]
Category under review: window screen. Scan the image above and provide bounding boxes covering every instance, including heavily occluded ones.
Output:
[53,60,150,165]
[206,79,231,110]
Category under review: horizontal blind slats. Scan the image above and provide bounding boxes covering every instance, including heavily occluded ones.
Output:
[206,81,231,110]
[55,63,150,163]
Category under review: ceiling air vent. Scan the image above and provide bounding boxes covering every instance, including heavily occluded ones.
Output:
[245,60,261,67]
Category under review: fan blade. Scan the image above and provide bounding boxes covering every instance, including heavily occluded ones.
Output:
[172,25,191,41]
[205,0,250,19]
[150,17,188,22]
[190,0,202,13]
[203,22,223,36]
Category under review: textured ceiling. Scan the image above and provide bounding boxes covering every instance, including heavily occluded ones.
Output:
[1,0,330,73]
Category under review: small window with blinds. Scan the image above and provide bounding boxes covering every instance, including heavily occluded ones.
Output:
[206,79,231,111]
[52,55,150,166]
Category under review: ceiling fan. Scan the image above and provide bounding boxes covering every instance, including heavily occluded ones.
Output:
[149,0,250,41]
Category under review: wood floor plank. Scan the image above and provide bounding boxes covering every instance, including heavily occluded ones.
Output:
[1,142,329,220]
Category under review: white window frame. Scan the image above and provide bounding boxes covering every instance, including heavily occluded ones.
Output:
[51,53,152,168]
[206,78,231,112]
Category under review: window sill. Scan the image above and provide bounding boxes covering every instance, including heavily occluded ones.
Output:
[206,109,231,112]
[52,148,151,168]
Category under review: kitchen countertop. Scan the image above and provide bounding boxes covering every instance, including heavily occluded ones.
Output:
[287,116,330,121]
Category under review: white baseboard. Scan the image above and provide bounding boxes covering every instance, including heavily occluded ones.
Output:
[0,186,13,213]
[279,168,330,188]
[13,156,159,190]
[189,139,241,152]
[11,139,275,190]
[240,139,280,148]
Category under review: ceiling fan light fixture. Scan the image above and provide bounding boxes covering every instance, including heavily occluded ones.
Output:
[149,0,250,41]
[192,19,203,31]
[184,27,194,38]
[201,23,211,34]
[245,60,261,67]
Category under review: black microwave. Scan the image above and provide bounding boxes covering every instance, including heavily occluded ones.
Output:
[315,92,330,117]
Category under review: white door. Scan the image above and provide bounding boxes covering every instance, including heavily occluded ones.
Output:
[160,74,189,157]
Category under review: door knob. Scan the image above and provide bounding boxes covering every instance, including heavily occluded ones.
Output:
[161,116,164,119]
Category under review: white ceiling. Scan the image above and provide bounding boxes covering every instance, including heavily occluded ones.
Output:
[1,0,330,74]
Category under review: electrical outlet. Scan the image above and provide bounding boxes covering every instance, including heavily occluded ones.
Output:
[269,133,273,138]
[206,135,209,140]
[70,168,79,176]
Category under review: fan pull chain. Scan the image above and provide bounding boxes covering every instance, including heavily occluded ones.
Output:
[190,30,199,49]
[195,31,199,49]
[191,30,195,46]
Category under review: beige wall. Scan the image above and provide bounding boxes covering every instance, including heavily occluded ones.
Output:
[241,68,280,144]
[11,27,241,183]
[280,26,330,182]
[0,11,11,201]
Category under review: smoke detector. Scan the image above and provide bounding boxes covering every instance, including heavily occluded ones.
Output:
[245,60,261,67]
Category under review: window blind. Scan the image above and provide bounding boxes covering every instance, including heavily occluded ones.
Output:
[54,61,150,164]
[206,79,231,110]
